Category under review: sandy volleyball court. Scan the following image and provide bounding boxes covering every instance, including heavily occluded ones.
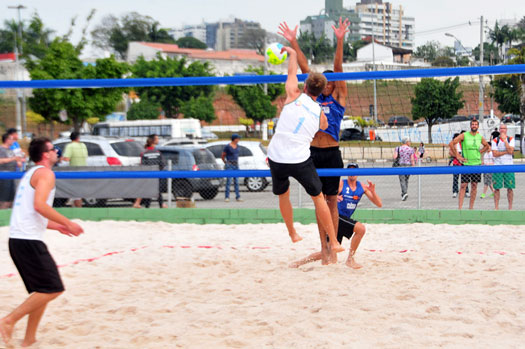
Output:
[1,221,524,348]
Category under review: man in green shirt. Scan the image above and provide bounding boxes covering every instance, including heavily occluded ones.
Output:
[62,131,88,207]
[449,119,490,209]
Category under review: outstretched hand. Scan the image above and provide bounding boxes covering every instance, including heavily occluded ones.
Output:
[280,46,296,55]
[278,22,298,43]
[363,180,375,193]
[332,17,350,40]
[59,222,84,237]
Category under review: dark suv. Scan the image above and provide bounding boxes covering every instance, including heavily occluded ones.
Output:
[387,116,414,127]
[158,146,223,200]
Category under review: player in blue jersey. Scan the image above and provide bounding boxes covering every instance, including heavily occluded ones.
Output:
[289,163,382,269]
[279,18,350,264]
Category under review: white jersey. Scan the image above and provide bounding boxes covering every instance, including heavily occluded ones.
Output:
[268,93,321,164]
[491,137,515,165]
[10,166,55,241]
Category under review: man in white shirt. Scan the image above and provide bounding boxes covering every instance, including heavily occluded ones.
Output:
[267,46,344,263]
[0,138,83,347]
[491,124,515,210]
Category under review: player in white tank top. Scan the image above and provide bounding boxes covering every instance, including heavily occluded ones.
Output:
[267,46,344,259]
[1,138,83,347]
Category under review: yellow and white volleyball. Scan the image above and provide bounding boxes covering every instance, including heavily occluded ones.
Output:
[266,43,287,65]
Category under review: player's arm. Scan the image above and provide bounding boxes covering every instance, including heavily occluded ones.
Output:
[278,22,310,74]
[332,17,349,107]
[32,168,83,236]
[283,47,301,104]
[449,134,465,161]
[363,180,382,208]
[337,180,344,202]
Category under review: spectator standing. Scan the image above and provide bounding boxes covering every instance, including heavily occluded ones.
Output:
[418,142,425,159]
[491,124,515,210]
[62,132,88,207]
[222,134,242,202]
[0,133,25,209]
[134,134,167,208]
[393,137,415,201]
[449,119,490,210]
[480,132,498,199]
[7,128,26,171]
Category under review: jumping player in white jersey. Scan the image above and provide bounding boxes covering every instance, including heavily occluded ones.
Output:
[0,137,83,347]
[267,46,344,259]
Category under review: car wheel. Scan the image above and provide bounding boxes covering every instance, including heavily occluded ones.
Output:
[199,187,219,200]
[83,198,107,207]
[245,177,267,192]
[172,180,193,199]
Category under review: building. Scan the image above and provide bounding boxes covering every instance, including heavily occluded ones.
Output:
[168,24,207,44]
[299,0,415,49]
[127,42,270,76]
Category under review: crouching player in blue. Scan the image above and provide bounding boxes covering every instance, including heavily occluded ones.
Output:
[289,163,382,269]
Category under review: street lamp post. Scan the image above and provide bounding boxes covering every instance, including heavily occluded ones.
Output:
[8,5,26,136]
[444,32,469,62]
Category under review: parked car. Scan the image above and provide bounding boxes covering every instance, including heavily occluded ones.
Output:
[449,115,469,123]
[201,129,219,140]
[502,114,521,124]
[160,137,208,146]
[158,145,222,200]
[52,136,143,207]
[53,135,143,167]
[204,141,271,192]
[340,128,365,141]
[387,116,414,127]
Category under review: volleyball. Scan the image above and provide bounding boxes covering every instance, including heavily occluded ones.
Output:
[266,43,287,65]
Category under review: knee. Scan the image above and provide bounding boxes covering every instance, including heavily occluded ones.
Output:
[45,291,63,301]
[355,223,366,236]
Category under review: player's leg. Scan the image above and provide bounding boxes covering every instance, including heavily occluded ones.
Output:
[346,222,365,269]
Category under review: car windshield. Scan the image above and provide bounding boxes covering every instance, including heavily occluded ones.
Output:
[259,143,267,155]
[192,149,216,164]
[110,141,143,157]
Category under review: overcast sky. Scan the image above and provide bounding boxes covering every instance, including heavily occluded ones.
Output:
[1,0,523,57]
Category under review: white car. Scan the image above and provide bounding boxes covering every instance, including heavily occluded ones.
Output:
[53,135,143,167]
[204,140,271,192]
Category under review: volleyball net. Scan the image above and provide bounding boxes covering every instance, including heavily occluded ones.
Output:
[0,64,524,210]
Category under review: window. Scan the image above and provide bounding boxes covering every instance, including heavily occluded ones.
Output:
[161,151,180,165]
[206,145,224,158]
[238,145,252,157]
[161,126,171,137]
[84,142,104,156]
[258,143,267,155]
[110,141,143,157]
[193,149,216,165]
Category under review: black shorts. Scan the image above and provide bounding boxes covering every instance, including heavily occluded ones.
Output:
[336,217,357,244]
[269,157,322,196]
[0,179,16,202]
[310,146,344,196]
[9,238,65,294]
[461,173,481,183]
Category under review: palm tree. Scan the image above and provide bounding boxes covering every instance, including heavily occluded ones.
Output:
[489,21,506,62]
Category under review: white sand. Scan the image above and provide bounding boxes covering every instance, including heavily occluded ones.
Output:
[1,221,524,348]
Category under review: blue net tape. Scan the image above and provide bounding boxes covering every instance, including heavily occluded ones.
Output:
[0,165,523,180]
[1,65,524,89]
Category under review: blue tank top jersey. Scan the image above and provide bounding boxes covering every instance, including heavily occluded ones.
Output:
[337,180,365,219]
[317,94,345,142]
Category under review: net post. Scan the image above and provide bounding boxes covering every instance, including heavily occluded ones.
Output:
[167,160,172,208]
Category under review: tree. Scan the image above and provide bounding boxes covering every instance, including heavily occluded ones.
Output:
[91,12,175,60]
[0,14,55,59]
[28,39,129,131]
[297,30,334,64]
[131,53,215,120]
[489,21,506,62]
[411,77,465,143]
[492,47,525,154]
[432,56,455,67]
[127,100,161,120]
[176,36,207,49]
[473,42,500,64]
[179,96,215,123]
[239,28,266,55]
[413,41,440,62]
[226,67,284,126]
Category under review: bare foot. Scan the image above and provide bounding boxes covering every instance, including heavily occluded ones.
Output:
[21,338,37,347]
[330,243,345,253]
[289,232,303,243]
[132,204,141,209]
[0,318,14,345]
[346,257,363,269]
[321,248,330,265]
[161,203,168,208]
[328,248,338,264]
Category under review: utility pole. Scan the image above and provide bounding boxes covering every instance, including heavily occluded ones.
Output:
[8,5,26,136]
[479,15,484,122]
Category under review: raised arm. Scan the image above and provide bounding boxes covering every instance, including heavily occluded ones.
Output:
[363,180,382,208]
[278,22,310,74]
[332,17,350,106]
[283,47,301,104]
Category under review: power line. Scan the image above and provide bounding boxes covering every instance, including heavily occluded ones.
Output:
[416,21,480,36]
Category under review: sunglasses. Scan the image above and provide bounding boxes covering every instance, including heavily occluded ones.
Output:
[47,146,59,152]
